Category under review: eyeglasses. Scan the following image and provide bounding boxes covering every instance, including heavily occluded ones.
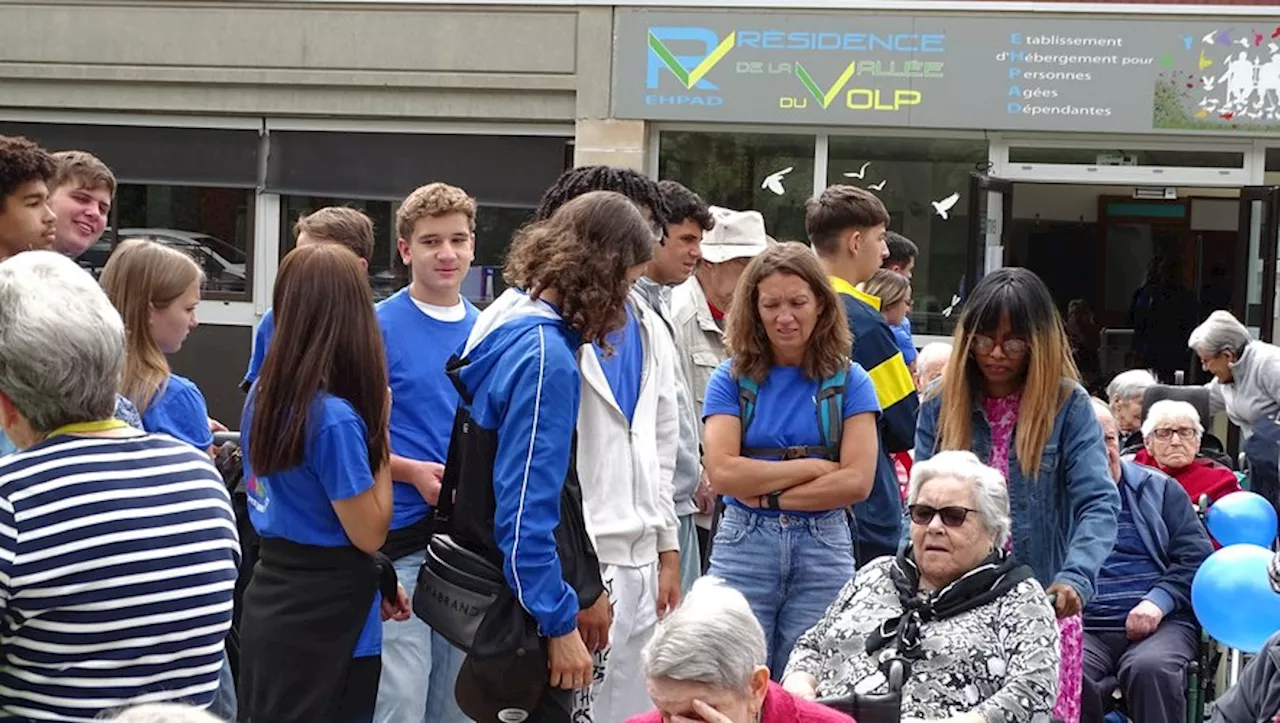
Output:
[908,504,979,528]
[970,335,1030,358]
[1152,427,1199,441]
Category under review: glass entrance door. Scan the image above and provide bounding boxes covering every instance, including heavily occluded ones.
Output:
[1237,187,1280,342]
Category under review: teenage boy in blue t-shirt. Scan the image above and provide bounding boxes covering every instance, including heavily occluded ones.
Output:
[372,183,479,723]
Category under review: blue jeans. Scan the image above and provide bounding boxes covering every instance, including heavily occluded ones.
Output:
[372,549,468,723]
[707,505,854,678]
[209,650,237,720]
[677,514,701,593]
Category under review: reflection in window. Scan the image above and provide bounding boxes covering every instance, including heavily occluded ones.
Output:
[85,186,255,300]
[658,132,815,242]
[280,196,530,305]
[827,137,987,336]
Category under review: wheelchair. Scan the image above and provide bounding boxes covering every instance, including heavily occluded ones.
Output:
[1120,383,1236,471]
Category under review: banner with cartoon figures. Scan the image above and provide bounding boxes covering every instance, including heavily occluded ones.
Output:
[613,9,1280,135]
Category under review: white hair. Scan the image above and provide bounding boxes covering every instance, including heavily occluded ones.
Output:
[907,450,1011,549]
[917,343,952,373]
[642,576,766,691]
[0,251,125,433]
[1189,310,1251,358]
[1141,399,1204,439]
[1106,369,1157,403]
[105,703,223,722]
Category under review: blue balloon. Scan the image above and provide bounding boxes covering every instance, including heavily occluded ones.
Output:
[1206,491,1278,548]
[1192,544,1280,653]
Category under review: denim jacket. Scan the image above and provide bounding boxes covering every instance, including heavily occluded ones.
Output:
[915,381,1120,604]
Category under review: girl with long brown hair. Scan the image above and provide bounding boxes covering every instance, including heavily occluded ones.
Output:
[915,267,1119,723]
[701,242,880,678]
[100,238,212,451]
[237,243,403,722]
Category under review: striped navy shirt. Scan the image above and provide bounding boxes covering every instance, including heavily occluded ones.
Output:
[0,433,240,722]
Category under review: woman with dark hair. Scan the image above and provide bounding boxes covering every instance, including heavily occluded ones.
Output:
[237,243,405,722]
[915,267,1119,723]
[702,242,880,678]
[439,190,655,723]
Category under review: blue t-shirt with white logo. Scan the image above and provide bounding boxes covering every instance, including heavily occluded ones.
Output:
[702,359,881,512]
[592,304,644,425]
[241,390,382,657]
[377,289,478,530]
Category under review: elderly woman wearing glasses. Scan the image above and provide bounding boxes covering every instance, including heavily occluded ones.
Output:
[780,451,1061,723]
[1132,399,1241,509]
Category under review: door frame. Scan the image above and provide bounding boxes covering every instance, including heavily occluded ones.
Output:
[1237,186,1280,343]
[965,173,1013,302]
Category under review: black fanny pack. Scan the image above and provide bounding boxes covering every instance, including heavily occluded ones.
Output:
[413,534,505,652]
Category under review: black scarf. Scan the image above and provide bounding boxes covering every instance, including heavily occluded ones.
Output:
[865,546,1034,678]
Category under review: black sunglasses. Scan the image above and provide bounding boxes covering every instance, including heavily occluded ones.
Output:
[908,504,979,528]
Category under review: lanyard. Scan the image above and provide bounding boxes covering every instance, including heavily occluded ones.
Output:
[45,419,131,440]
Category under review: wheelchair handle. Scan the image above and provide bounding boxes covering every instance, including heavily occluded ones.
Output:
[213,431,241,446]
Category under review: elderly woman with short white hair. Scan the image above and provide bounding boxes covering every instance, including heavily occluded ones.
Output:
[781,450,1061,723]
[1189,310,1280,438]
[628,577,853,723]
[0,251,239,720]
[1131,399,1241,509]
[1106,369,1158,447]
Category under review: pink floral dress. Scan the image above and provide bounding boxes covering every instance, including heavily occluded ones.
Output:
[982,392,1082,723]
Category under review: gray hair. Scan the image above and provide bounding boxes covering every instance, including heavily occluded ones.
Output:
[104,703,223,722]
[1090,398,1119,439]
[1189,310,1251,358]
[1106,369,1157,403]
[0,251,124,433]
[642,576,766,691]
[908,450,1011,549]
[1141,399,1204,439]
[917,342,952,373]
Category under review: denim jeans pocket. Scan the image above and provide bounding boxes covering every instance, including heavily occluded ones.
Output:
[810,514,853,552]
[715,513,752,547]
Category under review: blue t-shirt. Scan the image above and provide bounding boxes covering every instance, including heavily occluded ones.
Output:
[1083,499,1164,631]
[377,289,479,529]
[241,391,382,657]
[592,304,644,425]
[892,320,918,366]
[142,374,214,451]
[243,310,276,387]
[702,359,881,512]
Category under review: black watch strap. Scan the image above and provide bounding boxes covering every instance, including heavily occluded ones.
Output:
[766,491,783,510]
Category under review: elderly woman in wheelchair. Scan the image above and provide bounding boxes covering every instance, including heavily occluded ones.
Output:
[779,451,1061,723]
[1130,399,1242,509]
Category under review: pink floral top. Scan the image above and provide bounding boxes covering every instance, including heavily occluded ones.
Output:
[981,390,1081,723]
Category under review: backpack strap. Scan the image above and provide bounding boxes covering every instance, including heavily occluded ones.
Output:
[737,370,846,461]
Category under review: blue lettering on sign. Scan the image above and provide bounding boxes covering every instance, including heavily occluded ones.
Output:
[647,26,725,91]
[646,94,726,107]
[1008,103,1023,114]
[735,31,945,52]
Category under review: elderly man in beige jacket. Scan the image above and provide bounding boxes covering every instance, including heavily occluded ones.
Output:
[670,206,772,560]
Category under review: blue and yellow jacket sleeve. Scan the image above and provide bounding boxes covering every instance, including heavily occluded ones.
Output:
[842,293,919,453]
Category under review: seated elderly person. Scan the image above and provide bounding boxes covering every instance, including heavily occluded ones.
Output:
[780,450,1060,723]
[0,251,240,720]
[1082,400,1214,723]
[629,577,852,723]
[1131,399,1241,508]
[914,342,951,393]
[1107,369,1158,452]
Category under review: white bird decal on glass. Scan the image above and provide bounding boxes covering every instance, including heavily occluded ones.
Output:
[1203,31,1217,45]
[1202,76,1217,91]
[842,162,872,180]
[761,166,794,196]
[869,180,887,191]
[942,294,961,317]
[931,192,961,220]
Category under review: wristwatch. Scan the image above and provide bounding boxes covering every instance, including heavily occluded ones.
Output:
[765,491,783,510]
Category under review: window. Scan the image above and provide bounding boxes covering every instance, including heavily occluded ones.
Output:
[108,185,255,298]
[827,137,987,336]
[658,131,815,242]
[280,196,531,305]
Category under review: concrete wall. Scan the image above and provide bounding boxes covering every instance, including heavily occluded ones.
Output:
[0,2,617,124]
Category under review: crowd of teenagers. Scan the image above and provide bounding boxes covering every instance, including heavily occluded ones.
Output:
[2,132,1280,723]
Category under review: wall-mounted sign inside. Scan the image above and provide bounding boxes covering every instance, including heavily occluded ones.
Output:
[613,10,1280,134]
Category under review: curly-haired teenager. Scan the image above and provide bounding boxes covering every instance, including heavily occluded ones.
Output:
[702,242,880,677]
[0,135,56,261]
[443,191,654,722]
[533,167,688,721]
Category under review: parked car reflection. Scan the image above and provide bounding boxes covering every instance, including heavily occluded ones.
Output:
[76,228,248,294]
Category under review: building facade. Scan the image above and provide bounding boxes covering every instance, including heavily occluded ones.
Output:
[3,0,1279,419]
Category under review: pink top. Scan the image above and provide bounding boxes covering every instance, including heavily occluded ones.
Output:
[627,681,855,723]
